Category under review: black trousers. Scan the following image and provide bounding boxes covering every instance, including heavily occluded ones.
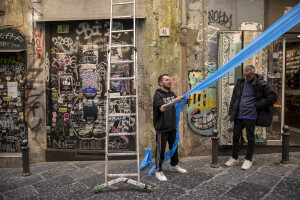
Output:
[155,129,179,171]
[232,118,256,161]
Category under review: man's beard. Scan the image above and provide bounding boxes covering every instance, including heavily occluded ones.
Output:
[162,84,170,90]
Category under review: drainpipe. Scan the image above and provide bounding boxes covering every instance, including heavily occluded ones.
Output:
[180,0,188,138]
[180,0,188,93]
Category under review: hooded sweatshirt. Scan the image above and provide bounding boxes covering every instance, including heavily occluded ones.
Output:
[153,88,177,132]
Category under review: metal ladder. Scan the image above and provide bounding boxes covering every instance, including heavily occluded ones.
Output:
[94,0,151,193]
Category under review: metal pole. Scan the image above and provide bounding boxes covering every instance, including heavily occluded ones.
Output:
[21,140,31,176]
[210,129,219,168]
[281,125,290,164]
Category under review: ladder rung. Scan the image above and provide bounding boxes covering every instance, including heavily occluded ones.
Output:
[108,132,136,136]
[112,2,134,5]
[112,16,134,19]
[107,173,138,177]
[110,60,134,64]
[112,29,134,33]
[110,77,134,81]
[109,113,136,117]
[109,95,136,99]
[108,152,137,156]
[111,44,133,48]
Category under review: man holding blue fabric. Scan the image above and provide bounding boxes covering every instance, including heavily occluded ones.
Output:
[153,74,187,181]
[226,65,278,170]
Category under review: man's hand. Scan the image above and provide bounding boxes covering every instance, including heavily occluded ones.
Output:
[160,96,184,112]
[175,96,185,103]
[186,98,192,105]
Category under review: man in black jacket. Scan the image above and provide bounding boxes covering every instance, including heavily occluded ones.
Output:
[153,74,187,181]
[225,65,278,170]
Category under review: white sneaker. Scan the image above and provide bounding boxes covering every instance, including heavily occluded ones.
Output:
[241,159,252,170]
[155,171,167,182]
[169,165,187,174]
[225,157,239,167]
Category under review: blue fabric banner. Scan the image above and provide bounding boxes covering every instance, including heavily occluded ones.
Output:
[146,3,300,176]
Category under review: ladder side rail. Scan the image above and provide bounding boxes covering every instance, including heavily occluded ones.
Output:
[105,0,114,185]
[132,0,140,183]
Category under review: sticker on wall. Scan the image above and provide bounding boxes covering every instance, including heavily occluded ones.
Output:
[7,82,18,98]
[112,22,123,31]
[83,100,98,120]
[3,96,11,101]
[59,108,68,113]
[57,25,69,33]
[82,72,98,94]
[64,113,70,121]
[69,129,74,136]
[83,44,98,64]
[59,73,73,95]
[81,64,96,72]
[110,74,124,96]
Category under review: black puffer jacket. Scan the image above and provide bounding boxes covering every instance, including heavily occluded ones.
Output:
[228,74,278,127]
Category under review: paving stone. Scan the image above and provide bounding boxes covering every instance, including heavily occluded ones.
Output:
[183,181,231,200]
[32,175,74,195]
[86,192,122,200]
[0,174,43,193]
[213,169,250,187]
[196,165,226,176]
[245,172,281,188]
[287,167,300,180]
[137,183,186,200]
[0,168,20,178]
[30,162,66,174]
[80,173,105,188]
[68,167,98,180]
[3,185,38,200]
[268,177,300,199]
[263,193,285,200]
[221,181,270,200]
[73,161,98,169]
[38,182,91,200]
[169,169,213,189]
[110,161,139,174]
[179,156,212,171]
[103,184,149,200]
[88,162,106,173]
[259,163,295,177]
[40,164,77,179]
[290,152,300,158]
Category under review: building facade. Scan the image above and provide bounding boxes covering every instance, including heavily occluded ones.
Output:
[0,0,299,165]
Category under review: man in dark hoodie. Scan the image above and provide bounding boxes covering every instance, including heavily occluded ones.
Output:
[225,65,278,170]
[153,74,187,181]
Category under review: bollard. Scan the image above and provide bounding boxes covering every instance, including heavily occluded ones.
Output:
[210,129,219,168]
[281,125,290,164]
[21,140,31,176]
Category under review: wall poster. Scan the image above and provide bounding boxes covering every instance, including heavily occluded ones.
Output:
[59,73,73,95]
[82,71,98,94]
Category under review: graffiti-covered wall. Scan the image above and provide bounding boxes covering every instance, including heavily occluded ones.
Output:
[0,30,27,152]
[186,0,264,138]
[45,20,136,151]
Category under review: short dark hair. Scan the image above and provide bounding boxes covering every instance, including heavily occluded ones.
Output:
[158,74,168,86]
[245,65,255,74]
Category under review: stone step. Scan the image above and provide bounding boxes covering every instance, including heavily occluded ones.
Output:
[0,153,22,168]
